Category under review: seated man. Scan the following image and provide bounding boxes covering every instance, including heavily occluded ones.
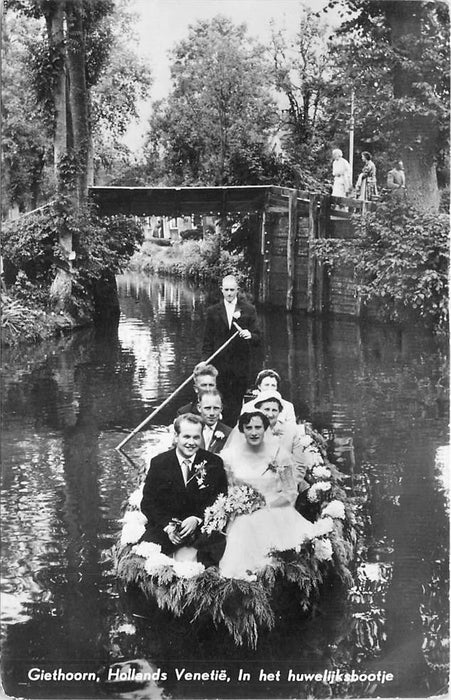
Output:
[140,414,228,567]
[176,362,218,416]
[197,389,232,453]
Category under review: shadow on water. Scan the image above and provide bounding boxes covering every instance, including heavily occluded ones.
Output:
[1,273,448,699]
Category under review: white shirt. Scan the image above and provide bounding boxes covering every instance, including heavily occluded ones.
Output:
[224,299,237,328]
[203,423,217,449]
[175,450,195,485]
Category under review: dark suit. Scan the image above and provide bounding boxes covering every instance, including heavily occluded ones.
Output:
[201,420,232,454]
[140,448,228,566]
[176,400,200,417]
[202,299,261,423]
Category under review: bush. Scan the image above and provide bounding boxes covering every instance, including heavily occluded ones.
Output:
[314,199,449,335]
[1,201,144,314]
[144,237,172,247]
[179,227,203,241]
[1,293,72,346]
[128,237,250,285]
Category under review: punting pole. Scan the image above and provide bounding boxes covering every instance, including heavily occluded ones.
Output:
[115,329,241,451]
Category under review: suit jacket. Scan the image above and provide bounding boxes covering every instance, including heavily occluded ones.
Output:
[141,448,227,536]
[202,298,261,379]
[201,420,232,454]
[176,400,200,417]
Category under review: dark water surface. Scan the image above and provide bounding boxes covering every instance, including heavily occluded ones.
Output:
[1,273,449,700]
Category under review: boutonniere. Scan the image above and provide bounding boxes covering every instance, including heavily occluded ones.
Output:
[232,310,241,320]
[214,430,225,440]
[186,459,208,489]
[262,447,284,475]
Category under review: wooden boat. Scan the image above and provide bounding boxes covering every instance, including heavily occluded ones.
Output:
[115,427,360,648]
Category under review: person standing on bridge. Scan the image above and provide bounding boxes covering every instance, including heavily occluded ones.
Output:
[386,160,406,199]
[202,274,261,425]
[331,148,352,198]
[355,151,378,201]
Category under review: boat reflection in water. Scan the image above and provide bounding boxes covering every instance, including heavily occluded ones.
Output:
[0,273,448,699]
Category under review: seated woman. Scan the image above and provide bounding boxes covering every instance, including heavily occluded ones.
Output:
[252,390,323,491]
[219,410,315,580]
[247,369,297,424]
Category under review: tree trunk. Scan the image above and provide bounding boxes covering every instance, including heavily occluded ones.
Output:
[385,1,440,210]
[49,1,67,177]
[66,0,90,204]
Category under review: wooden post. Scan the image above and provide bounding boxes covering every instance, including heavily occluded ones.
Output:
[286,189,298,311]
[259,209,270,304]
[286,312,295,402]
[307,194,318,313]
[315,195,329,313]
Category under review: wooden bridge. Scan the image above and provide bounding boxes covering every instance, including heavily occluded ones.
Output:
[89,185,375,316]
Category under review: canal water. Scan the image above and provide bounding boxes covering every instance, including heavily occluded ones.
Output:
[1,273,449,700]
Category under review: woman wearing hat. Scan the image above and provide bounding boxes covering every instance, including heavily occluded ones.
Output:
[250,369,296,424]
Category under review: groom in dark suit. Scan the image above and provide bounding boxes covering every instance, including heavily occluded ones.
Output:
[202,274,261,424]
[140,413,227,567]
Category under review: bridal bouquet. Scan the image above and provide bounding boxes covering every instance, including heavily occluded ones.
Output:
[202,484,266,534]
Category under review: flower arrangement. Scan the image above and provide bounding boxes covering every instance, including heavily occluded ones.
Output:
[132,541,205,579]
[214,430,225,440]
[120,510,147,546]
[313,537,334,561]
[322,499,346,520]
[232,310,241,320]
[310,516,334,538]
[115,429,359,648]
[202,484,266,535]
[307,480,332,502]
[128,486,144,508]
[312,465,332,481]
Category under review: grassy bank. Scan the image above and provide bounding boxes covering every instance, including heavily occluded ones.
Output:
[128,238,249,285]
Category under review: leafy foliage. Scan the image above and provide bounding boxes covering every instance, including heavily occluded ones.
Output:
[116,542,345,648]
[323,0,450,208]
[144,16,278,186]
[130,238,249,286]
[314,200,449,334]
[1,13,54,213]
[89,2,152,178]
[1,202,144,315]
[270,6,337,188]
[0,292,76,346]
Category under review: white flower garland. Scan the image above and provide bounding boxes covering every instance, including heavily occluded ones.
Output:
[307,480,332,502]
[313,538,333,561]
[311,516,334,538]
[131,542,206,578]
[120,510,147,546]
[312,465,332,481]
[321,499,346,520]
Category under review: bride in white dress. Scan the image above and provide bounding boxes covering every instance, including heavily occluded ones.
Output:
[219,409,315,579]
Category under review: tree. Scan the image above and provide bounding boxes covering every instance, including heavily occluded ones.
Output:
[325,0,450,210]
[270,6,336,187]
[144,16,278,186]
[89,2,152,183]
[1,13,52,215]
[3,0,150,312]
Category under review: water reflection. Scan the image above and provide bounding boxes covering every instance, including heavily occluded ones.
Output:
[1,273,448,699]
